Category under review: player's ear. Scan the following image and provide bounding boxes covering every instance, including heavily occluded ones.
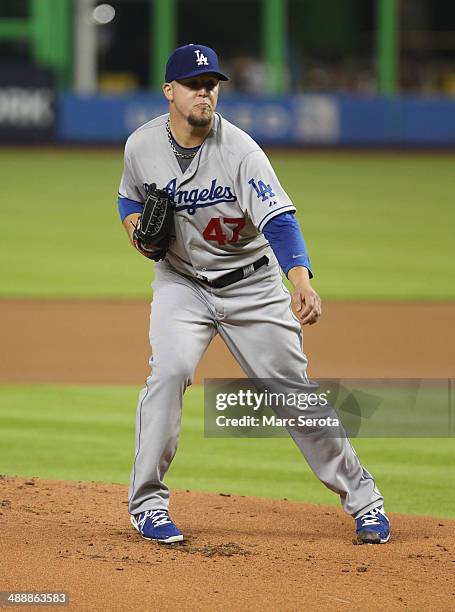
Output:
[162,82,173,102]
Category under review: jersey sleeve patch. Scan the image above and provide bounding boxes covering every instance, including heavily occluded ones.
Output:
[235,149,296,231]
[248,178,276,202]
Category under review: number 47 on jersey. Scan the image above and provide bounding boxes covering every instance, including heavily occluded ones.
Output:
[202,217,245,246]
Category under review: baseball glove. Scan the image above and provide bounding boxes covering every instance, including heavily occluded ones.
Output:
[133,183,174,261]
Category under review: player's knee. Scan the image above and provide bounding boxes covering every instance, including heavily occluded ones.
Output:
[149,355,194,385]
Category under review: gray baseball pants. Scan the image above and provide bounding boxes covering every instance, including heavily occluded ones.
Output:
[128,259,383,518]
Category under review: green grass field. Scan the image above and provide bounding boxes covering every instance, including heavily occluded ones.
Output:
[0,384,454,518]
[1,149,454,299]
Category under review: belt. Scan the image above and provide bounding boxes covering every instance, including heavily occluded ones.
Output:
[201,256,269,289]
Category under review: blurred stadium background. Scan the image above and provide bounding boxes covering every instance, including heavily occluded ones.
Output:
[0,0,454,516]
[1,0,455,145]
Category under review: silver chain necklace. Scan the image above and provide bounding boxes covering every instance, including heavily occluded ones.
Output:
[166,119,199,159]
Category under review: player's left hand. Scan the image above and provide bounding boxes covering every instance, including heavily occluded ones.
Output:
[291,285,322,326]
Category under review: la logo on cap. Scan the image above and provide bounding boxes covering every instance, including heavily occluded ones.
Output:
[165,44,229,82]
[194,49,209,66]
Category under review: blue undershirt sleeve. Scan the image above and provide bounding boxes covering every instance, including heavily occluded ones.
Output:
[263,212,313,278]
[118,195,143,222]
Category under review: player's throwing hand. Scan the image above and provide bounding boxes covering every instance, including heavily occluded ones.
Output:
[291,285,322,325]
[288,265,322,325]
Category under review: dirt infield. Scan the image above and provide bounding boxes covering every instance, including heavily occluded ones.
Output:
[1,299,454,384]
[1,476,454,612]
[1,299,455,611]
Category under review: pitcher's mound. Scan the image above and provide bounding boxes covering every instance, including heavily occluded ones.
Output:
[1,476,454,611]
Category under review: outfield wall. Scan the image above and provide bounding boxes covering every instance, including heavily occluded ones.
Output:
[57,94,455,147]
[1,90,455,146]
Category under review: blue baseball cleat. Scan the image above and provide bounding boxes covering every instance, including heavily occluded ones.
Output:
[355,505,390,544]
[130,509,183,543]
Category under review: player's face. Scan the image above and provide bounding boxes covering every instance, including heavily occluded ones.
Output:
[164,75,220,128]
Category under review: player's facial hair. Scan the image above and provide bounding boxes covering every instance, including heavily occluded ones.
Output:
[187,108,213,128]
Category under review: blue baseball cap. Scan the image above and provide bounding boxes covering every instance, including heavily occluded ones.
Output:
[165,44,229,83]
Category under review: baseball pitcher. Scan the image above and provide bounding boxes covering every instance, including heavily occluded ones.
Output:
[117,44,390,545]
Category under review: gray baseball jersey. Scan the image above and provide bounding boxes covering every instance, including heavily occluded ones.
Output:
[121,112,384,524]
[119,112,295,281]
